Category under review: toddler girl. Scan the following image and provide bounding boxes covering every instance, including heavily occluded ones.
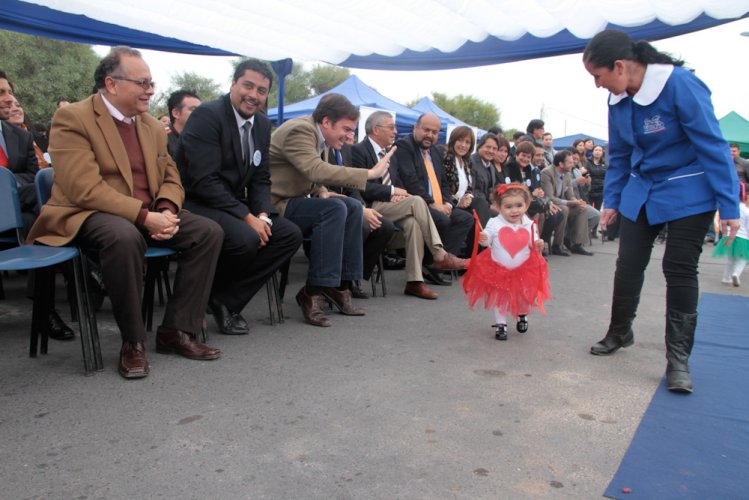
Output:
[713,183,748,287]
[462,183,551,340]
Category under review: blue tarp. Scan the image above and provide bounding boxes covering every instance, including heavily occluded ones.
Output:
[266,75,421,134]
[2,2,746,70]
[0,0,234,56]
[340,14,749,70]
[553,133,608,149]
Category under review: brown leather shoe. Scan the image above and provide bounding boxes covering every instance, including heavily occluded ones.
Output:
[155,327,221,360]
[321,287,366,316]
[295,287,332,327]
[433,252,469,271]
[118,341,149,379]
[404,281,439,300]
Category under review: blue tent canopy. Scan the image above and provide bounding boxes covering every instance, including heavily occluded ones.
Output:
[267,75,421,134]
[553,133,608,149]
[1,2,746,70]
[410,97,467,126]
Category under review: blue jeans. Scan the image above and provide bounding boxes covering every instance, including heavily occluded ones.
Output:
[284,197,363,287]
[614,208,714,314]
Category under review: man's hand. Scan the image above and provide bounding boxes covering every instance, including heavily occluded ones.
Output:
[569,199,587,208]
[390,194,408,203]
[431,202,451,215]
[393,187,409,197]
[145,210,180,241]
[243,213,271,248]
[319,191,347,199]
[367,146,397,180]
[548,202,561,215]
[363,208,383,230]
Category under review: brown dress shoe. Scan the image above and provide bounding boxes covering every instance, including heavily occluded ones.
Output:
[433,252,469,271]
[155,327,221,360]
[119,341,149,379]
[404,281,439,300]
[321,287,366,316]
[295,287,332,327]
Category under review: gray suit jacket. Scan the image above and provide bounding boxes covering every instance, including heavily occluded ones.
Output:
[269,116,368,215]
[540,165,576,205]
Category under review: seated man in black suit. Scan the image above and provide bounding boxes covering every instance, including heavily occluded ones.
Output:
[166,89,201,158]
[327,144,395,298]
[0,69,74,341]
[394,113,474,258]
[176,59,303,334]
[351,111,468,299]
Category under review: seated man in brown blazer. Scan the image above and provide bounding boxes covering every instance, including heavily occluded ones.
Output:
[27,47,224,379]
[269,94,393,327]
[540,149,594,256]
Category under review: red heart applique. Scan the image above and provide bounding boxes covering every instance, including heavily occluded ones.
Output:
[498,226,529,258]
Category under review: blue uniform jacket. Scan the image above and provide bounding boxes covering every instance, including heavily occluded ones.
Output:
[605,64,739,224]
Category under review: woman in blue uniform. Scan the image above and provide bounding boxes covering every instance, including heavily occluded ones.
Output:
[582,29,740,393]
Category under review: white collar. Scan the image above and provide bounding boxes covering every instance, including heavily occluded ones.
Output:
[608,64,674,106]
[367,136,384,157]
[100,92,135,123]
[315,124,328,154]
[232,107,255,131]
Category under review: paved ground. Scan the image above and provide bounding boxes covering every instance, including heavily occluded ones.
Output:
[1,238,746,499]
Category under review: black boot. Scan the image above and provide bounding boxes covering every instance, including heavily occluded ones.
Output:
[665,310,697,394]
[590,295,639,355]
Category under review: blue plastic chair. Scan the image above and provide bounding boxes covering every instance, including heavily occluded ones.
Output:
[1,168,99,374]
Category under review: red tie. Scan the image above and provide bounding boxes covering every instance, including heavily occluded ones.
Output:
[0,146,8,168]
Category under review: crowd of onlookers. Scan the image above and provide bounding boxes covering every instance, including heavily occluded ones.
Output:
[2,47,748,379]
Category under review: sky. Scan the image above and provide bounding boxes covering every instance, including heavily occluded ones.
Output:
[100,16,749,141]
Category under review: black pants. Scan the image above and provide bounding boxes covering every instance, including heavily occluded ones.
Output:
[614,208,714,314]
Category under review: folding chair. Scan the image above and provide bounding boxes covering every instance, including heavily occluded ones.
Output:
[1,168,100,374]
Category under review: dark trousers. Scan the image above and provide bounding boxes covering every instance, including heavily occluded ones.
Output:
[429,205,473,255]
[75,211,223,342]
[362,216,395,280]
[184,202,303,312]
[284,196,364,287]
[614,208,714,314]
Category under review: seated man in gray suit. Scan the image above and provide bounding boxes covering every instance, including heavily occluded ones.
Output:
[540,150,595,256]
[269,94,393,327]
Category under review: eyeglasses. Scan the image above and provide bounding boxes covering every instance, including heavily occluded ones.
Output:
[111,76,156,90]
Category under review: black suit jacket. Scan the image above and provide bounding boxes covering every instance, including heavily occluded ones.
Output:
[176,94,275,219]
[393,134,450,205]
[2,120,39,211]
[349,138,398,204]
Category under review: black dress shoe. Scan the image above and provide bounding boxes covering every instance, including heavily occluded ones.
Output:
[208,298,249,335]
[48,310,75,341]
[350,280,369,299]
[423,266,451,286]
[550,245,570,257]
[570,244,594,256]
[383,254,406,270]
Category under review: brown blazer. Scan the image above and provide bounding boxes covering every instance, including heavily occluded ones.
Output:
[269,115,368,215]
[27,93,184,246]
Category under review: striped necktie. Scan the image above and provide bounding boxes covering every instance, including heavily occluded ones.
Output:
[378,149,391,186]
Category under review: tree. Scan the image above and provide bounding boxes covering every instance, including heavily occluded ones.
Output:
[0,31,99,125]
[308,64,350,95]
[150,71,223,116]
[421,92,501,130]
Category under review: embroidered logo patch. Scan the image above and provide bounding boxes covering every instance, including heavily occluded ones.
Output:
[643,115,666,134]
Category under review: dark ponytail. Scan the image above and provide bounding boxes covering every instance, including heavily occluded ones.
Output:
[583,29,684,69]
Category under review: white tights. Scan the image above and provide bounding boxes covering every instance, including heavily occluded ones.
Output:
[722,258,747,281]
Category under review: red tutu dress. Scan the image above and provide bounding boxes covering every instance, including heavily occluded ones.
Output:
[462,214,551,318]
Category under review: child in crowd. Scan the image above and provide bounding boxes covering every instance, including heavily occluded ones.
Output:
[713,183,748,287]
[462,183,551,340]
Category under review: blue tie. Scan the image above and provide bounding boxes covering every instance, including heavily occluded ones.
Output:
[335,149,343,166]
